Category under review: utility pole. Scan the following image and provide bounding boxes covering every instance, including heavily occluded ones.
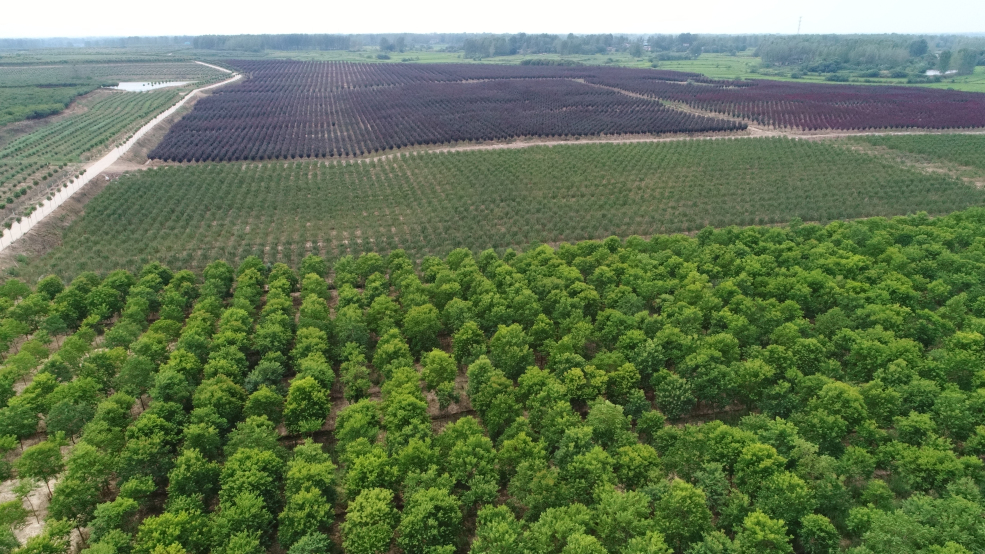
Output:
[797,16,802,34]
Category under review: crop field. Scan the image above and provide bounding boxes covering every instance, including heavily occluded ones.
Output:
[149,61,740,161]
[593,76,985,130]
[4,206,985,552]
[0,62,226,128]
[855,134,985,170]
[0,62,225,87]
[0,86,95,127]
[0,89,182,227]
[147,60,985,164]
[25,137,983,279]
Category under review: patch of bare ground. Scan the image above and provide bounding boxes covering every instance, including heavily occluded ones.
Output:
[0,470,53,546]
[841,141,985,189]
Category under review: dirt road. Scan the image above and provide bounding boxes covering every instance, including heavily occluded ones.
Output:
[0,71,242,253]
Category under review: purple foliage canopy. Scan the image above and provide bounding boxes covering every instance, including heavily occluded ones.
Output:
[149,60,985,162]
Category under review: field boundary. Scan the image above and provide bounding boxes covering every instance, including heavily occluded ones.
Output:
[0,72,242,253]
[337,127,985,165]
[194,60,233,74]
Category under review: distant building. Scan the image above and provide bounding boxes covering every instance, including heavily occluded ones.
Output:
[925,69,959,76]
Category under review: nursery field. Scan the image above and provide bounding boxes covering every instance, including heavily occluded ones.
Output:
[147,60,985,163]
[26,137,985,280]
[2,207,985,553]
[855,134,985,171]
[0,62,226,127]
[0,89,183,229]
[149,61,741,162]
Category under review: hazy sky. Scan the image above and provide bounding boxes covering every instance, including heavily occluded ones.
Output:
[2,0,983,38]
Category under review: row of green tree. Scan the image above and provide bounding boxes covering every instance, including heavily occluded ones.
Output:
[9,206,985,552]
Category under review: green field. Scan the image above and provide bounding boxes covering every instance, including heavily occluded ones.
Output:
[236,48,985,93]
[0,61,226,129]
[22,137,984,280]
[0,86,94,127]
[0,88,184,225]
[6,207,985,553]
[855,134,985,170]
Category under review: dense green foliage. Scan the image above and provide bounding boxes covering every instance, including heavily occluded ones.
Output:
[2,207,985,551]
[25,138,985,280]
[857,134,985,171]
[0,86,94,127]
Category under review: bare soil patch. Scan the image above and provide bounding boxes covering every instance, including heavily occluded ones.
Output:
[843,141,985,189]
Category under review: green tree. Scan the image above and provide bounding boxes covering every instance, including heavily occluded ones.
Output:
[299,255,328,278]
[734,511,793,554]
[593,487,656,551]
[219,448,286,513]
[939,50,953,72]
[490,324,534,380]
[342,488,398,554]
[956,49,979,75]
[453,321,487,366]
[396,487,461,554]
[224,416,283,458]
[211,492,273,549]
[798,514,839,554]
[614,443,662,490]
[90,496,138,543]
[336,304,370,350]
[45,400,94,441]
[47,476,101,540]
[287,532,333,554]
[285,440,337,503]
[167,448,219,500]
[345,447,399,499]
[0,403,38,445]
[278,487,333,549]
[652,370,695,420]
[422,349,457,391]
[653,479,712,552]
[16,440,64,498]
[243,386,284,425]
[403,304,442,355]
[470,504,521,554]
[284,377,330,435]
[218,531,265,554]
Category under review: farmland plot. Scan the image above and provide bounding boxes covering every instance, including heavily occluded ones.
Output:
[148,60,985,163]
[34,138,985,278]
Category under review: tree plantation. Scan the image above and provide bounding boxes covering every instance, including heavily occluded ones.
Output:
[146,59,985,164]
[1,208,985,552]
[0,30,983,554]
[23,138,985,281]
[855,134,985,171]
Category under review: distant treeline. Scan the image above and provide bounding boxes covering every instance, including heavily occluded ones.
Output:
[192,34,352,52]
[459,33,762,58]
[4,34,984,73]
[756,34,985,73]
[0,36,196,49]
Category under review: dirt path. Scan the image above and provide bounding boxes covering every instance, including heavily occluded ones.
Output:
[843,141,985,189]
[338,125,985,166]
[0,71,242,254]
[194,60,233,74]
